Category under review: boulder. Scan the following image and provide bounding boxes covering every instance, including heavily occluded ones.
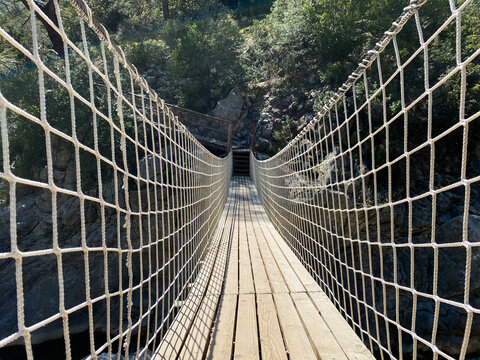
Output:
[212,89,244,122]
[138,152,166,182]
[436,215,480,298]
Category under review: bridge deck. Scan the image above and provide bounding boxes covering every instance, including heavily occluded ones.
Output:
[155,177,373,359]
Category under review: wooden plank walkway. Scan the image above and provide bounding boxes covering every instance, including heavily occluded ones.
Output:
[154,177,374,360]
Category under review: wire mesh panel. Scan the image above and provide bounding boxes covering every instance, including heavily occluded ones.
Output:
[252,0,480,358]
[168,104,232,152]
[0,1,231,359]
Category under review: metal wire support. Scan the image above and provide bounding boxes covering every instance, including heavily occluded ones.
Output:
[167,104,232,154]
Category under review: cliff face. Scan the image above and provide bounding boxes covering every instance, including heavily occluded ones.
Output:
[210,83,318,153]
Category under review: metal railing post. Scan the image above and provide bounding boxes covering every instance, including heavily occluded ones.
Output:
[227,122,232,154]
[250,124,256,154]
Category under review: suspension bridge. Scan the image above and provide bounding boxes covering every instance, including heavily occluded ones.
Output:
[0,0,479,359]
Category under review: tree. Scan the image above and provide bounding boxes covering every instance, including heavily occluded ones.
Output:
[162,0,170,20]
[166,16,245,111]
[0,0,64,57]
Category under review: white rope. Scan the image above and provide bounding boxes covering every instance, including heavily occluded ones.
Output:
[1,0,479,358]
[252,0,480,359]
[0,1,232,359]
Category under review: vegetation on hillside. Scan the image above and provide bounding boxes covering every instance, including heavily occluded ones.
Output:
[0,0,479,182]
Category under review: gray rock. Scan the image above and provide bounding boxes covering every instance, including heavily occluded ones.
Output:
[261,123,273,138]
[436,214,480,244]
[308,74,317,85]
[305,98,314,110]
[299,113,314,127]
[63,162,76,188]
[233,112,248,136]
[138,153,166,182]
[212,89,244,122]
[287,101,298,113]
[436,215,480,298]
[53,169,64,183]
[145,76,156,84]
[296,121,307,133]
[259,112,271,124]
[52,146,71,171]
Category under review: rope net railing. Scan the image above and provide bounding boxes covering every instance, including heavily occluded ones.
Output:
[0,1,231,359]
[252,0,480,359]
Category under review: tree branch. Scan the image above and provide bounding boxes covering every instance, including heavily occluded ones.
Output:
[20,0,65,58]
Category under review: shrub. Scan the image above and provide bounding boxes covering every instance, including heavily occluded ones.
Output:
[166,15,246,111]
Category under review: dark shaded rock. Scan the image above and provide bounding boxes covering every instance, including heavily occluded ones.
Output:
[256,138,272,153]
[81,350,152,360]
[0,177,169,346]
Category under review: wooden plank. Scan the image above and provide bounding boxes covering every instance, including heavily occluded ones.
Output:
[251,221,289,294]
[246,229,271,294]
[224,180,239,296]
[158,178,374,360]
[263,218,322,294]
[245,192,271,294]
[246,186,289,294]
[262,232,306,294]
[309,292,374,360]
[179,295,219,359]
[246,184,305,294]
[207,189,237,297]
[224,232,239,294]
[234,294,260,359]
[257,293,288,360]
[179,185,238,359]
[273,293,317,360]
[155,218,227,357]
[246,181,319,293]
[154,180,236,359]
[206,294,237,360]
[246,179,372,359]
[153,281,204,358]
[291,292,348,360]
[238,181,255,294]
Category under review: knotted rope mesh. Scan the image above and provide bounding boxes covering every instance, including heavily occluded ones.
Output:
[252,0,480,358]
[0,0,231,359]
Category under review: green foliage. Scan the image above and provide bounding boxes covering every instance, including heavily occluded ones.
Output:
[246,0,420,88]
[249,0,479,152]
[125,38,169,68]
[0,0,246,185]
[271,115,296,152]
[166,15,246,111]
[86,0,164,39]
[0,48,17,76]
[169,0,228,19]
[85,0,229,40]
[231,0,274,27]
[1,0,478,187]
